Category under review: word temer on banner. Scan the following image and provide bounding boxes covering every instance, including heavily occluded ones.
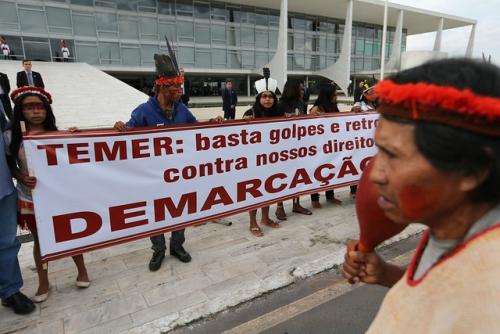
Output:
[23,113,379,260]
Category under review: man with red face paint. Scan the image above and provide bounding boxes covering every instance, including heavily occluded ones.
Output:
[343,58,500,333]
[114,51,198,272]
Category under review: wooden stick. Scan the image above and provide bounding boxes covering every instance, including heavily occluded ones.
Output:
[20,120,27,135]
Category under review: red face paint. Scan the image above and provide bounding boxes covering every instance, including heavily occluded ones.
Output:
[399,184,441,220]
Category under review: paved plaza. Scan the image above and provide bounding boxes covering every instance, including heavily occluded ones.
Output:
[1,189,422,334]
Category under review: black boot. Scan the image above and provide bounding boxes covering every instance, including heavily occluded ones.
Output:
[148,250,165,271]
[170,246,192,263]
[2,292,36,315]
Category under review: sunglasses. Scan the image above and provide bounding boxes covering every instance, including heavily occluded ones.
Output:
[22,102,45,111]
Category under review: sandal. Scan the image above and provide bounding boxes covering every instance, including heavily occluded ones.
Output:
[292,206,312,215]
[275,206,287,221]
[250,226,264,237]
[262,218,281,229]
[328,198,343,206]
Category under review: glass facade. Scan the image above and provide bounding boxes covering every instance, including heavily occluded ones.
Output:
[0,0,405,71]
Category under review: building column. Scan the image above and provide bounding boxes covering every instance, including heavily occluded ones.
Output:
[380,0,389,80]
[385,9,404,72]
[465,24,476,58]
[433,17,444,51]
[305,75,309,87]
[314,0,353,95]
[247,74,251,96]
[257,0,287,93]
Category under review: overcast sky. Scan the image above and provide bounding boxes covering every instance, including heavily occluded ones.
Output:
[390,0,499,64]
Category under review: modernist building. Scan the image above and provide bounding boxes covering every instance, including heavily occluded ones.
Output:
[0,0,476,95]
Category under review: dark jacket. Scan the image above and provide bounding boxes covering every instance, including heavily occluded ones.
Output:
[277,99,304,116]
[16,71,44,88]
[0,72,12,119]
[0,72,10,95]
[126,96,197,128]
[181,78,190,105]
[354,86,364,103]
[222,88,238,112]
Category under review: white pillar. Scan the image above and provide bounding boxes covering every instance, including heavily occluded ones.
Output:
[465,24,476,58]
[258,0,287,93]
[380,0,389,80]
[314,0,353,95]
[385,9,404,71]
[434,17,444,51]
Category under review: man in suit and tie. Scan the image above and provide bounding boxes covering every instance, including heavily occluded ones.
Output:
[222,79,238,120]
[0,72,12,119]
[16,60,44,88]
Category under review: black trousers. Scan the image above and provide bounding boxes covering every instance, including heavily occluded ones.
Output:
[150,229,185,253]
[224,107,235,120]
[311,190,334,202]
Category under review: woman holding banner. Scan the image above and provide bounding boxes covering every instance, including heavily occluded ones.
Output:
[275,80,312,220]
[6,86,90,302]
[243,69,281,236]
[309,83,343,208]
[343,58,500,332]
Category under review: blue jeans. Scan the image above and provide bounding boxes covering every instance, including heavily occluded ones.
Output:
[0,190,23,300]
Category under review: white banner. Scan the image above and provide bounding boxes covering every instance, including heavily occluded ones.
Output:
[23,113,379,260]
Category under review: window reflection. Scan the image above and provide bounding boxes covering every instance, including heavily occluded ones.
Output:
[3,0,404,73]
[72,12,97,37]
[19,8,48,34]
[76,42,99,64]
[119,16,139,40]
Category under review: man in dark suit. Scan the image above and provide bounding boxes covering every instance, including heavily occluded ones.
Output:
[16,60,44,88]
[0,72,12,119]
[222,80,238,120]
[353,81,364,103]
[179,67,190,107]
[301,80,310,112]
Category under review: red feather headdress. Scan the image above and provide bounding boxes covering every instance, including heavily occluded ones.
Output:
[375,80,500,137]
[10,86,53,105]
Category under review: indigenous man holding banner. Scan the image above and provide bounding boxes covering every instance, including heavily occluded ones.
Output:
[114,43,224,271]
[343,58,500,332]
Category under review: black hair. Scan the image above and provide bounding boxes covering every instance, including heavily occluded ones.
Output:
[313,84,339,113]
[252,91,278,118]
[8,94,57,169]
[386,58,500,203]
[280,79,302,103]
[22,59,31,64]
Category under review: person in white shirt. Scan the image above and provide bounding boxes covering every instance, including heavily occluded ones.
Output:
[1,41,10,60]
[61,46,70,62]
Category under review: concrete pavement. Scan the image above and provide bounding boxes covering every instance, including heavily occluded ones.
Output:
[1,189,423,334]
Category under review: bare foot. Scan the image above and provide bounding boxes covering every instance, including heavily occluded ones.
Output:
[36,283,49,297]
[262,217,281,228]
[292,205,312,215]
[328,198,342,206]
[312,201,321,209]
[250,225,264,237]
[275,207,287,220]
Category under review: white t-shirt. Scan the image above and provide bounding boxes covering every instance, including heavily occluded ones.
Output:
[353,101,375,112]
[1,43,10,56]
[61,47,70,58]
